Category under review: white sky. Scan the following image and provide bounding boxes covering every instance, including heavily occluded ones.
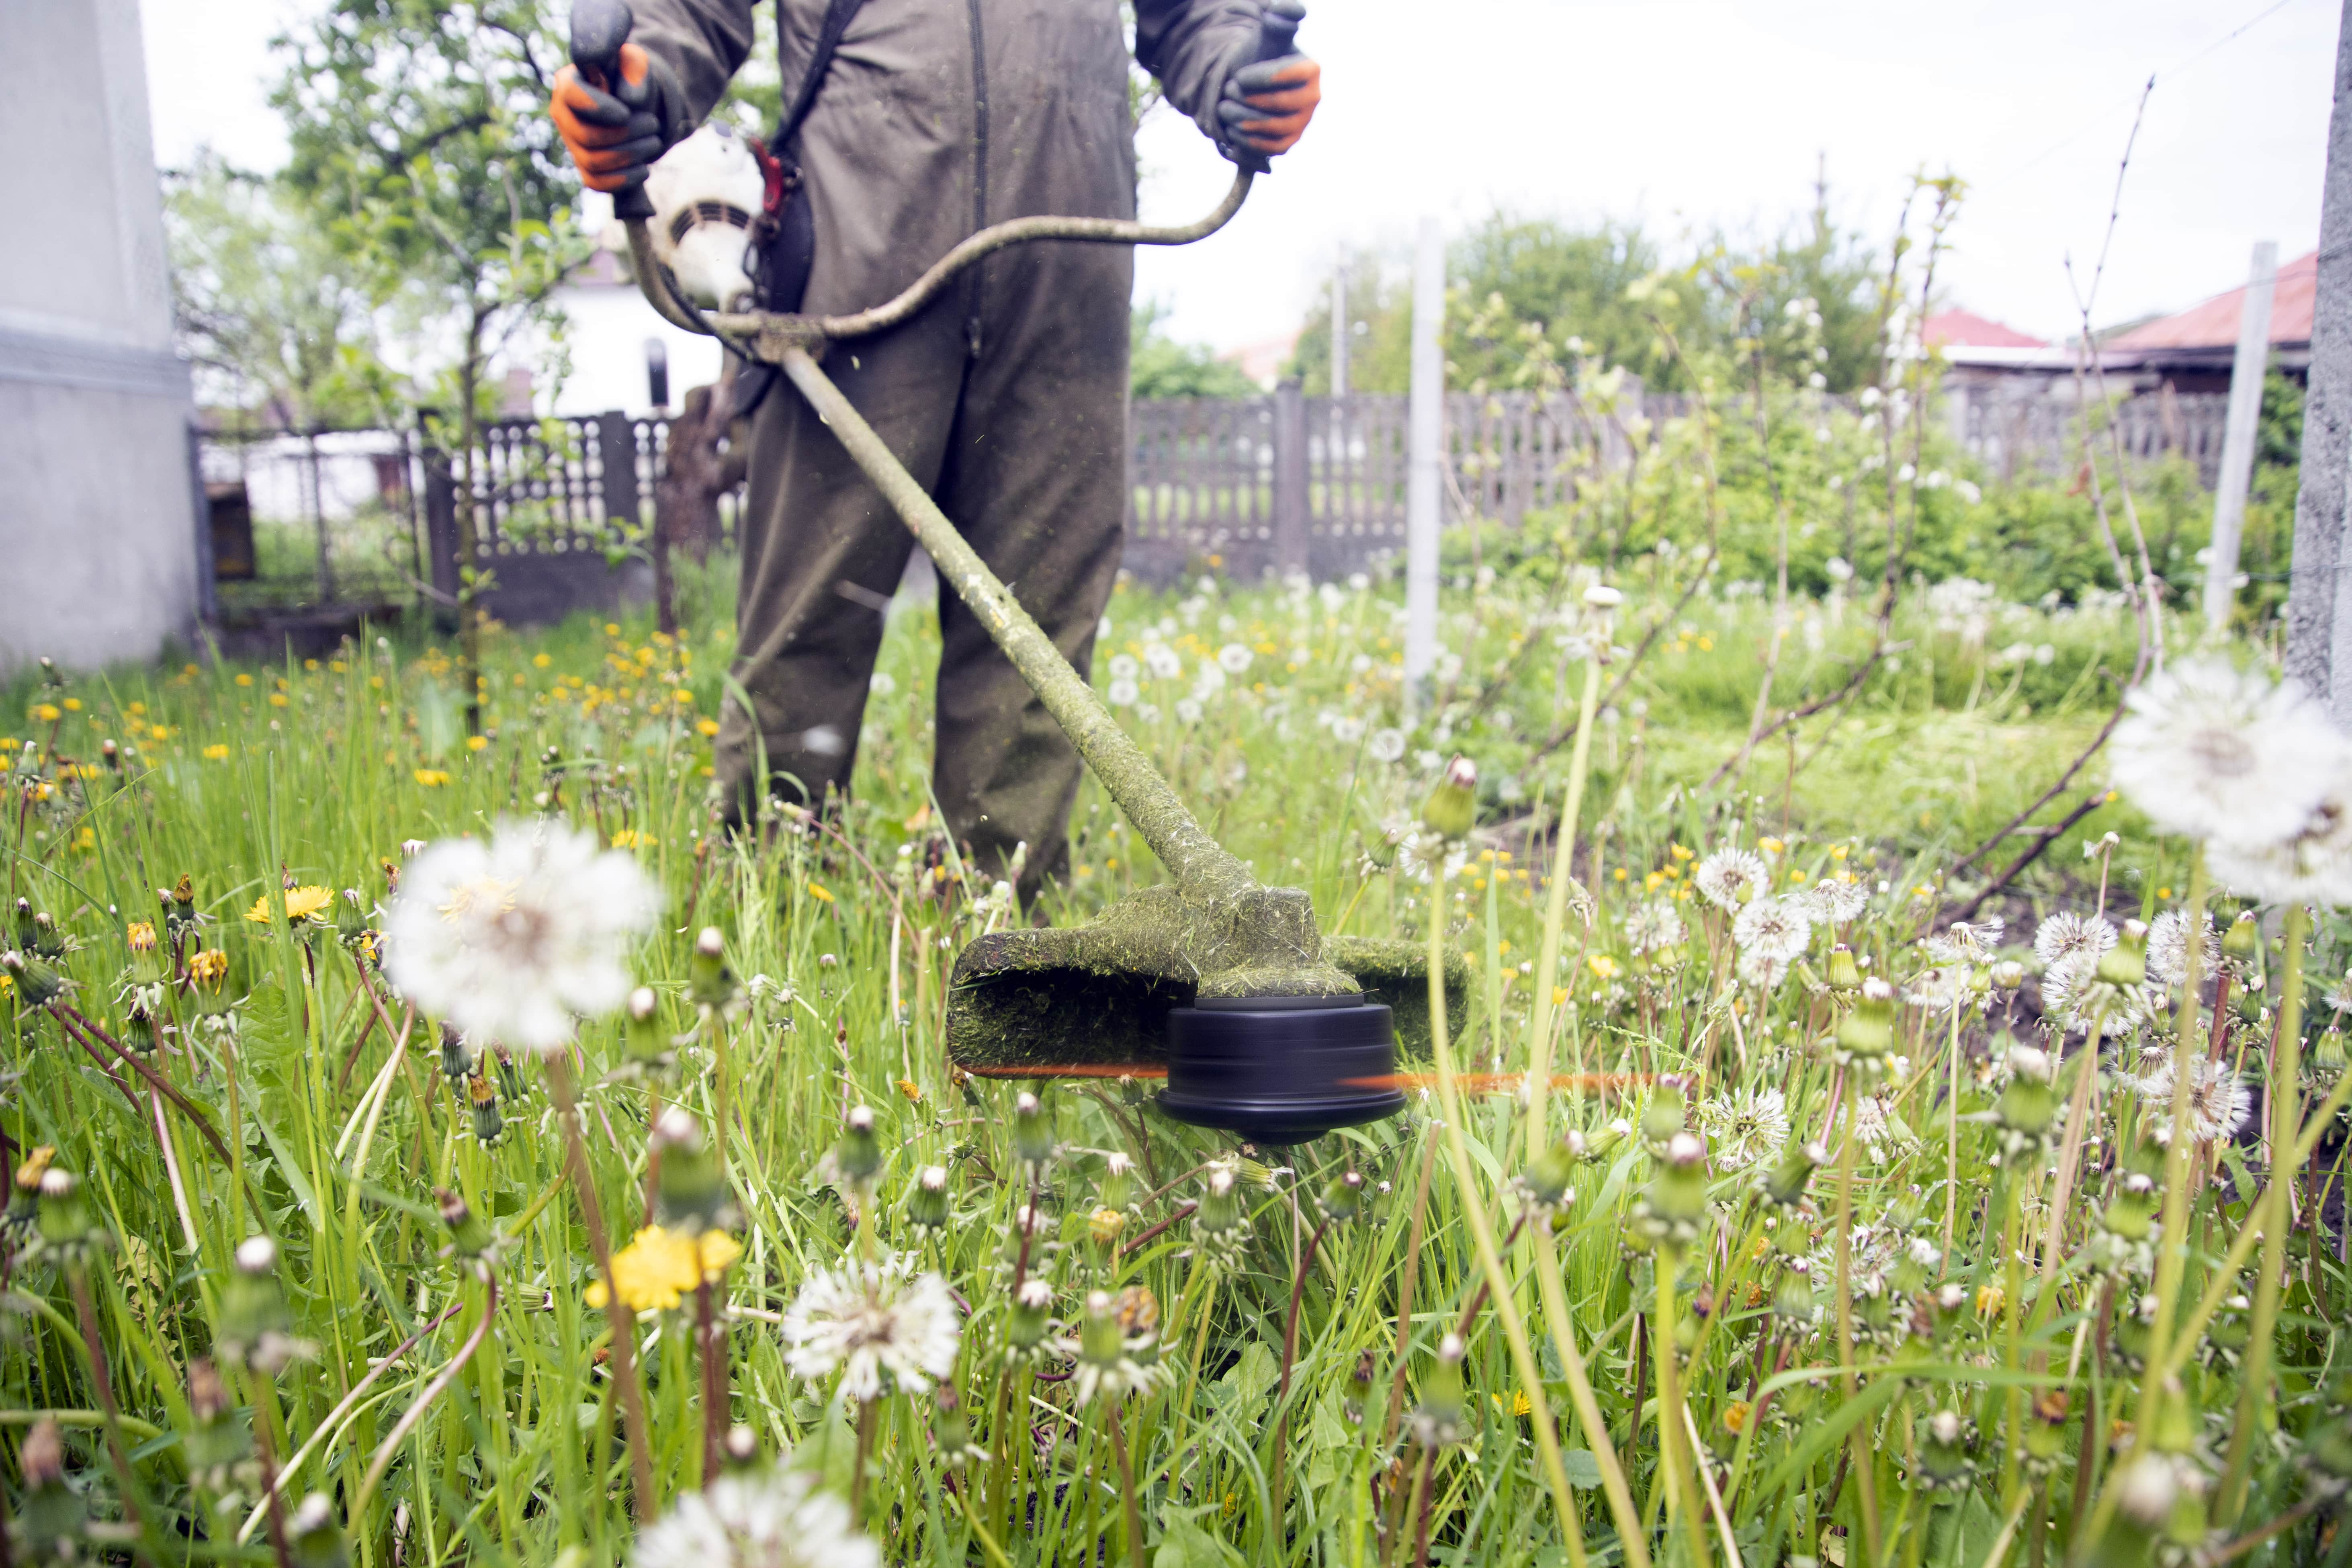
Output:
[143,0,2339,355]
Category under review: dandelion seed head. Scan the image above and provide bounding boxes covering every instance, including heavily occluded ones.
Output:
[385,820,658,1054]
[2108,657,2342,846]
[781,1255,961,1402]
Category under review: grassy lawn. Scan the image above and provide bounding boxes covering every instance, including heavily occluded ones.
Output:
[0,563,2320,1568]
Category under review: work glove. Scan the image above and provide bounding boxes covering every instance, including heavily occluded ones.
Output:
[1216,53,1321,158]
[550,42,686,195]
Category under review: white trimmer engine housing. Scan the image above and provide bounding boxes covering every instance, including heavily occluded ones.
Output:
[642,123,766,312]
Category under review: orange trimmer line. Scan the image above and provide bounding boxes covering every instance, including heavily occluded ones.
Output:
[955,1065,1649,1094]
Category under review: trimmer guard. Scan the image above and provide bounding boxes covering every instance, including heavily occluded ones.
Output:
[943,883,1468,1072]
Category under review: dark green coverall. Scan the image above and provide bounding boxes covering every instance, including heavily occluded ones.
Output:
[630,0,1261,895]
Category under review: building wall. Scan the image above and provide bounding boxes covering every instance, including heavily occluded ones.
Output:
[0,0,198,673]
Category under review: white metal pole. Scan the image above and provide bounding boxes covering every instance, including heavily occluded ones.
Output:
[1331,258,1349,398]
[1405,217,1443,708]
[2205,240,2278,635]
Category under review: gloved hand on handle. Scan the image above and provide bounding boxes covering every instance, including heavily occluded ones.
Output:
[1217,53,1321,158]
[550,40,685,196]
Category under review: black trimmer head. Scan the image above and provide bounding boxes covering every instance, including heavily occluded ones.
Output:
[944,882,1467,1142]
[1159,994,1405,1143]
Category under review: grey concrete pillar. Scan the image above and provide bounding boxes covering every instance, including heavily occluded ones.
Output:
[2288,0,2352,721]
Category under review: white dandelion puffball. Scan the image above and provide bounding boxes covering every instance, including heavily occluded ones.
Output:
[1217,642,1254,674]
[782,1254,961,1402]
[1736,947,1795,991]
[385,819,659,1052]
[1332,716,1367,745]
[2108,658,2343,849]
[1700,1087,1789,1171]
[1106,678,1140,708]
[1144,644,1183,680]
[1732,893,1813,963]
[1694,848,1769,912]
[2145,909,2221,989]
[631,1467,878,1568]
[2033,911,2115,971]
[1107,653,1139,682]
[2208,778,2352,908]
[1807,875,1869,925]
[1624,898,1685,955]
[1367,727,1407,763]
[1174,698,1204,726]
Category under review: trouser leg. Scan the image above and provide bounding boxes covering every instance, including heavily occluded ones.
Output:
[716,311,965,818]
[931,240,1131,901]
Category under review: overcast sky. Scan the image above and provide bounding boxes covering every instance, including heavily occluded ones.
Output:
[143,0,2339,355]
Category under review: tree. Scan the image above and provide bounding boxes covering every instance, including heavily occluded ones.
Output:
[274,0,592,731]
[1130,302,1259,399]
[163,150,389,430]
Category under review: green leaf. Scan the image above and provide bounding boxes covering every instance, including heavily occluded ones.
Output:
[1154,1504,1245,1568]
[1560,1449,1603,1488]
[1217,1341,1279,1410]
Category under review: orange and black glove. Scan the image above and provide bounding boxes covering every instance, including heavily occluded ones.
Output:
[550,41,684,196]
[1216,53,1321,159]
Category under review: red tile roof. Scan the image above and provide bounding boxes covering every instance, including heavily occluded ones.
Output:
[2106,250,2317,351]
[1923,309,2046,350]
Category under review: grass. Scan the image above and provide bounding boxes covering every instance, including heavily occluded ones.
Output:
[0,561,2340,1568]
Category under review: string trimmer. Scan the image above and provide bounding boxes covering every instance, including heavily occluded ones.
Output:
[572,0,1464,1142]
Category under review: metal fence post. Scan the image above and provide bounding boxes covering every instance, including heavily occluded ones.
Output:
[598,409,641,531]
[2205,240,2278,635]
[1404,217,1444,707]
[419,421,461,628]
[1272,378,1308,577]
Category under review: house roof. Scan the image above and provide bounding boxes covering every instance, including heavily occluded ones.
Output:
[2105,250,2317,351]
[1923,309,2045,350]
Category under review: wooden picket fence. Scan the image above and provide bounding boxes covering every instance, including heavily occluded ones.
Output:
[197,383,2232,629]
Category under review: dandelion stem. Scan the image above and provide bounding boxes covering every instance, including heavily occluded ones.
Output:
[1107,1401,1147,1568]
[354,1269,498,1521]
[547,1055,659,1520]
[2220,901,2310,1518]
[1834,1093,1884,1562]
[1424,847,1589,1564]
[1525,644,1605,1161]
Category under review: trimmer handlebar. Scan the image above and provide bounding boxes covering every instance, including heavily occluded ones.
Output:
[567,0,655,221]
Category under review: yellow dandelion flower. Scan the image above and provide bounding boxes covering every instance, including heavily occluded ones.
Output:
[127,702,145,717]
[1588,954,1619,981]
[268,693,289,708]
[32,704,60,723]
[234,673,253,688]
[126,922,157,953]
[1722,1400,1753,1434]
[1089,1206,1126,1244]
[895,1078,923,1104]
[585,1225,703,1312]
[1670,843,1694,862]
[186,949,230,991]
[61,698,81,713]
[610,829,656,849]
[246,885,335,925]
[1758,836,1785,854]
[465,735,489,753]
[414,769,450,788]
[202,744,231,761]
[532,653,552,669]
[697,1230,741,1281]
[697,718,720,737]
[672,688,694,706]
[805,880,834,903]
[1975,1283,2004,1317]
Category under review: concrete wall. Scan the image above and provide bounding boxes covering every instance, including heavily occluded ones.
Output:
[0,0,198,674]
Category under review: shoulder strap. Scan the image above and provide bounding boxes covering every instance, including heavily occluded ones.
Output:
[775,0,868,150]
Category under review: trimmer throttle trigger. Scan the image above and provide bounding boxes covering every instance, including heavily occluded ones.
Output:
[568,0,655,220]
[1230,0,1307,176]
